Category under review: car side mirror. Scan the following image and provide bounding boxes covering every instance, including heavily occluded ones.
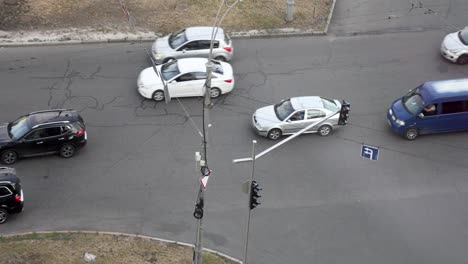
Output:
[418,113,424,118]
[182,49,187,52]
[286,119,291,123]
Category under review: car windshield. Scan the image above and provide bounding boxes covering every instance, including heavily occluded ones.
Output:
[212,60,223,74]
[274,99,296,121]
[402,88,424,115]
[8,116,29,140]
[321,97,339,112]
[168,29,187,49]
[161,61,180,81]
[459,28,468,45]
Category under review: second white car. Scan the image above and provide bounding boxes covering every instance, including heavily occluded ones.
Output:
[137,58,234,101]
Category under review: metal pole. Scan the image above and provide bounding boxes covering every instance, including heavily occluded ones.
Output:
[194,186,204,264]
[242,140,257,264]
[286,0,295,22]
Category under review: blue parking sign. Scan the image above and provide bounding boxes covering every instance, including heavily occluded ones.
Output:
[361,145,379,161]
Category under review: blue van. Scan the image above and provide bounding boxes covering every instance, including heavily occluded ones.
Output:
[387,78,468,140]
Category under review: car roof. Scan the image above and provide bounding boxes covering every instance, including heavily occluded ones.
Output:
[420,78,468,103]
[185,27,225,41]
[26,109,79,128]
[0,167,18,184]
[177,58,210,73]
[290,96,324,110]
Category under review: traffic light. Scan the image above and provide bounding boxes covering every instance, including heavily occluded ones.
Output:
[193,198,204,219]
[250,181,262,210]
[338,100,350,125]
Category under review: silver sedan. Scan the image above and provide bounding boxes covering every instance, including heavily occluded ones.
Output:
[252,96,342,140]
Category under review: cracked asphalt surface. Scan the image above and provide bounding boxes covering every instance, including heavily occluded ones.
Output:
[2,1,468,263]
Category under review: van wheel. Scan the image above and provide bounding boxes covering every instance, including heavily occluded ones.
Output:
[405,128,418,140]
[0,208,8,224]
[457,55,468,65]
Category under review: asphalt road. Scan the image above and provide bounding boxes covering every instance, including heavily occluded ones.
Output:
[2,2,468,264]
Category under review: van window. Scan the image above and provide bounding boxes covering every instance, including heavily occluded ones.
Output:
[442,101,468,114]
[402,88,424,115]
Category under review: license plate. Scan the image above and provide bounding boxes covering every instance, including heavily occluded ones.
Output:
[85,131,88,140]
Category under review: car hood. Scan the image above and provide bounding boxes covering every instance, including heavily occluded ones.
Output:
[391,98,414,121]
[443,32,465,50]
[153,35,174,54]
[138,67,164,87]
[254,105,281,127]
[0,124,11,144]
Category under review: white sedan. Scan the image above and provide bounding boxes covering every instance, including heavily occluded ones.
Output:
[440,26,468,64]
[137,58,234,101]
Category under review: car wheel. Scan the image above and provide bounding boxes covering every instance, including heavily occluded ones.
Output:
[59,144,76,158]
[163,57,175,63]
[405,128,418,140]
[1,150,18,165]
[267,128,282,140]
[0,208,8,224]
[152,90,165,102]
[209,88,221,98]
[457,55,468,65]
[318,125,332,136]
[214,56,226,62]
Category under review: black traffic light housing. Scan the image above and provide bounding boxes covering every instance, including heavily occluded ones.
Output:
[338,100,350,125]
[193,198,204,219]
[250,181,262,210]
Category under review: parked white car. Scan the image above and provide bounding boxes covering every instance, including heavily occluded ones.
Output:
[151,27,233,64]
[137,58,234,101]
[440,27,468,64]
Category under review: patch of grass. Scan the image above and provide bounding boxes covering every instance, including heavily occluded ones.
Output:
[4,0,333,32]
[203,252,237,264]
[0,232,236,264]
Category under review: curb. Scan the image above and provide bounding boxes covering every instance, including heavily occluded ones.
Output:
[0,1,337,48]
[1,230,243,263]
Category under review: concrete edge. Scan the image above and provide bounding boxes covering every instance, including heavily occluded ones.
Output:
[323,0,337,34]
[0,230,242,264]
[0,1,337,48]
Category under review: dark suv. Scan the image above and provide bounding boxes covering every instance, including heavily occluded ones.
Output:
[0,109,87,164]
[0,167,24,224]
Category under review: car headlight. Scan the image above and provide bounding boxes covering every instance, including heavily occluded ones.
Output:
[155,53,163,59]
[449,48,463,53]
[395,119,405,126]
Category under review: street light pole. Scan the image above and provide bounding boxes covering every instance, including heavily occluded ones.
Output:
[194,1,243,263]
[242,140,257,264]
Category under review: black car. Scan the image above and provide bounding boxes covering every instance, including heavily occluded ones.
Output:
[0,109,87,164]
[0,167,24,224]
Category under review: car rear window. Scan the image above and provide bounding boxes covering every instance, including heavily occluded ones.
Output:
[321,97,339,112]
[0,186,12,197]
[224,33,231,45]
